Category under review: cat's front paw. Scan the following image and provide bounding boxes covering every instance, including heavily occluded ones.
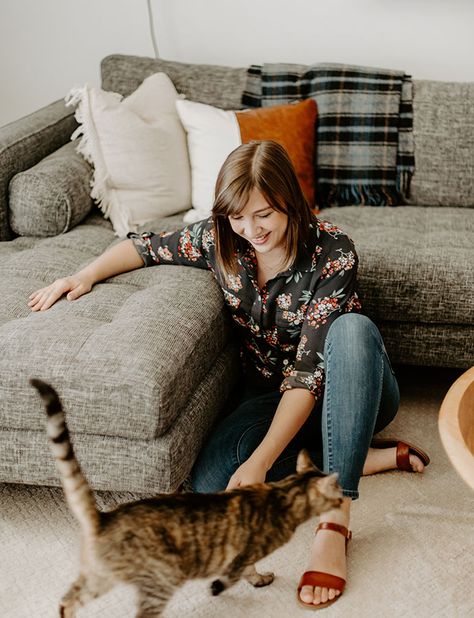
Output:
[210,579,226,596]
[59,603,74,618]
[248,571,275,587]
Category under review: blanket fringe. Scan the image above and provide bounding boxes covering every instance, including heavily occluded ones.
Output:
[320,184,400,207]
[64,87,132,236]
[396,170,412,202]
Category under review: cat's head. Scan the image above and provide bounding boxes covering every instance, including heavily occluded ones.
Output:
[295,449,343,509]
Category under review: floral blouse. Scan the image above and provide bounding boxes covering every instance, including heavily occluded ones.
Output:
[129,215,362,406]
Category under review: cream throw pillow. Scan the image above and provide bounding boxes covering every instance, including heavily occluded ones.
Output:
[175,98,317,223]
[65,73,191,237]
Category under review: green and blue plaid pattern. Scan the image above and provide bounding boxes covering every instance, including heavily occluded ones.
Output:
[242,63,415,208]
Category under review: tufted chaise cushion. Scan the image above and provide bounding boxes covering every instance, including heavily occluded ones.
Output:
[0,211,238,491]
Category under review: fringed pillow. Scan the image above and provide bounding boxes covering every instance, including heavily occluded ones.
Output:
[66,73,191,237]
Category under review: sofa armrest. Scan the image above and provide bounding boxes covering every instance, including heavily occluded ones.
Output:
[0,100,78,240]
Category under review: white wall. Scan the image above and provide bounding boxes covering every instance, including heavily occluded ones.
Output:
[1,0,473,127]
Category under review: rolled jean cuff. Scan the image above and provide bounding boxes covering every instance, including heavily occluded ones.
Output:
[342,488,359,500]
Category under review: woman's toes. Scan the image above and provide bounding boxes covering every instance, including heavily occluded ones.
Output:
[300,585,314,603]
[320,587,329,603]
[410,454,424,473]
[328,588,337,601]
[313,586,322,604]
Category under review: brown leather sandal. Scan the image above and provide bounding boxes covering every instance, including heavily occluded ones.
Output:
[370,438,430,471]
[297,522,352,610]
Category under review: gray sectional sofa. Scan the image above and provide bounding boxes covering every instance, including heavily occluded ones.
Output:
[1,54,473,494]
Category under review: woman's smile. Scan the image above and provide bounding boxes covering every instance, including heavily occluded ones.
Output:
[251,232,271,245]
[228,188,288,257]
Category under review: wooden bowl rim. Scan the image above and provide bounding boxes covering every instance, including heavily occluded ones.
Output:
[438,366,474,491]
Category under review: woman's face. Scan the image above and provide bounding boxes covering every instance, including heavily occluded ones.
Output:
[228,188,288,257]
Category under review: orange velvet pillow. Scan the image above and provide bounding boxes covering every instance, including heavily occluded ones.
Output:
[176,97,318,222]
[236,99,317,206]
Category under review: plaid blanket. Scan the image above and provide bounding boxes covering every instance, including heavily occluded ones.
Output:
[242,63,415,208]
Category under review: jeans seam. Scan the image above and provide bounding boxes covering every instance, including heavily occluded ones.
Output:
[376,347,385,422]
[365,343,385,445]
[235,420,270,465]
[324,338,334,474]
[381,342,396,376]
[274,454,298,465]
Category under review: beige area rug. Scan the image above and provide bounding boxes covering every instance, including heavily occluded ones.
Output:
[1,366,473,618]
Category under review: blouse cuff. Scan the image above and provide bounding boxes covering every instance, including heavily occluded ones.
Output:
[127,232,160,267]
[280,368,324,398]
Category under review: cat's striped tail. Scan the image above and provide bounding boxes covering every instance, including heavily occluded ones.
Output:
[30,378,100,538]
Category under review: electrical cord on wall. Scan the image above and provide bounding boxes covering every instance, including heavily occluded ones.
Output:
[146,0,160,58]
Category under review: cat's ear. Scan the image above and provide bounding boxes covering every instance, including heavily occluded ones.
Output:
[296,449,315,473]
[317,473,342,501]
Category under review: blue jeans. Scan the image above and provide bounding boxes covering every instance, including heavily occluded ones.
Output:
[190,314,400,499]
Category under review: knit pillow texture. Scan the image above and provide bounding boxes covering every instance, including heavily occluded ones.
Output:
[9,142,93,237]
[66,73,191,237]
[175,98,317,223]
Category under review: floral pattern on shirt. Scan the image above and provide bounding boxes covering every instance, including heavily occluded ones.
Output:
[227,274,243,293]
[157,246,174,262]
[178,224,204,262]
[128,216,361,404]
[223,289,241,309]
[317,220,346,239]
[311,245,323,271]
[276,293,292,310]
[296,335,310,361]
[321,249,357,278]
[306,288,347,328]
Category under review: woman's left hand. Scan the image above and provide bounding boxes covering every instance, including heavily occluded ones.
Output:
[226,457,268,490]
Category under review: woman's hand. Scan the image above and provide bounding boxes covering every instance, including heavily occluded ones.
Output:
[226,457,268,490]
[28,275,93,311]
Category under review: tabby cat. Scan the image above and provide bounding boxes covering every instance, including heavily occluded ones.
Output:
[31,378,342,618]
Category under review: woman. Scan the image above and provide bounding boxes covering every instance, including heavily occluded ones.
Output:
[29,140,429,609]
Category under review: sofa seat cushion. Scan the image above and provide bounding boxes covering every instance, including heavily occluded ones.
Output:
[0,212,232,442]
[317,206,474,325]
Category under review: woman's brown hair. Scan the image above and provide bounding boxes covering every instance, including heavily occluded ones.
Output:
[212,140,313,281]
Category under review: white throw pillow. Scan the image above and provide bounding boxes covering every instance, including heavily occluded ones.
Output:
[66,73,191,237]
[176,99,241,223]
[175,98,317,223]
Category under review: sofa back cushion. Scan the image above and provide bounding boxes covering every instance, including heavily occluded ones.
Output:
[101,54,247,110]
[408,80,474,208]
[9,141,93,237]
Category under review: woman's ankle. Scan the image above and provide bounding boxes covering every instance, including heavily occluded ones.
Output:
[319,496,351,525]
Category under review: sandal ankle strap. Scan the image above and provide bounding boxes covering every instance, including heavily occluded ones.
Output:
[316,521,352,541]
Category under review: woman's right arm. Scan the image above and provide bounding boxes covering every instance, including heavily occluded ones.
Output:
[28,239,143,311]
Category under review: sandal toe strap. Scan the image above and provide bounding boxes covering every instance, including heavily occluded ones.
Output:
[298,570,346,593]
[396,441,413,471]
